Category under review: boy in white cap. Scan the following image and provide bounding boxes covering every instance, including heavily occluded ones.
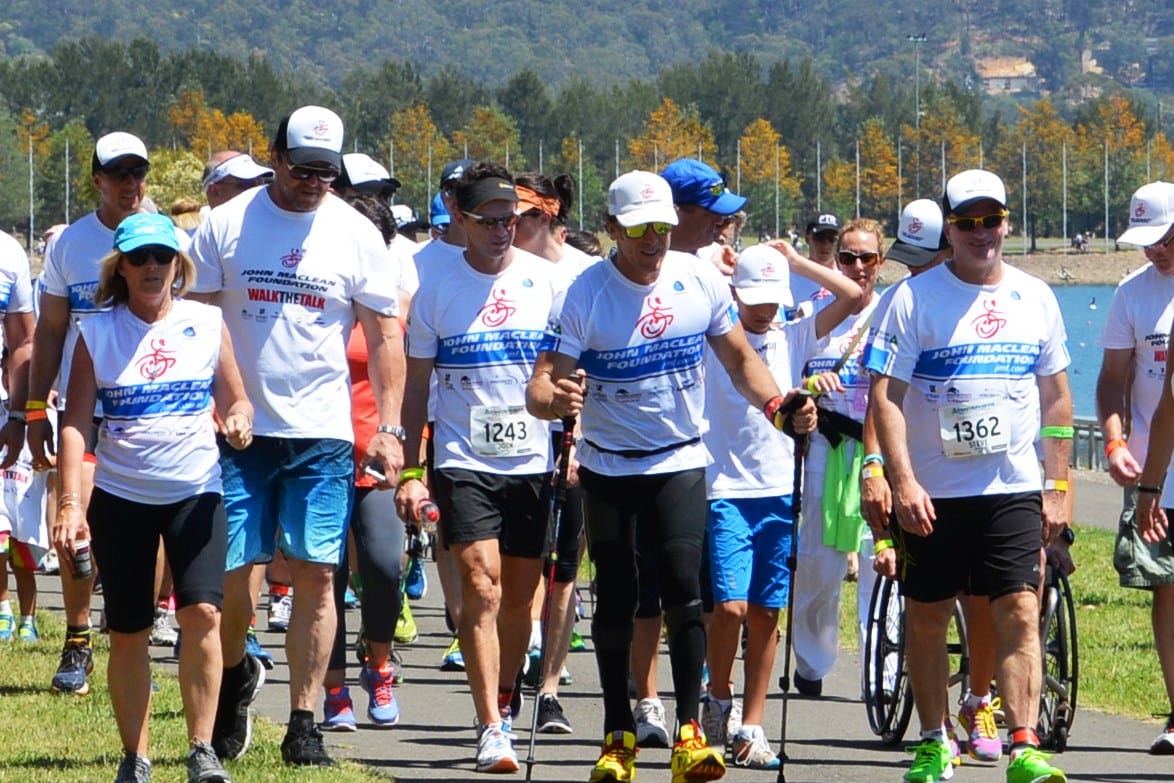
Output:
[1105,181,1174,754]
[865,170,1072,783]
[700,241,861,768]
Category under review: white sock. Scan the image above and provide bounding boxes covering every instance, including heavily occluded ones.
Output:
[965,692,991,709]
[920,727,949,744]
[529,620,542,650]
[0,599,11,616]
[20,614,34,626]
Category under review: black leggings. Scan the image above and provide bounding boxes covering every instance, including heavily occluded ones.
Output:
[579,467,707,733]
[329,486,405,671]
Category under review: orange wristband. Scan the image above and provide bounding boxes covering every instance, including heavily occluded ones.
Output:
[1105,438,1127,458]
[25,409,48,423]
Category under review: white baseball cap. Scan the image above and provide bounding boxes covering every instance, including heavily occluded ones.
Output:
[944,169,1007,214]
[1117,181,1174,247]
[608,171,679,228]
[281,105,344,169]
[94,132,148,169]
[888,199,944,268]
[732,245,793,307]
[202,153,273,189]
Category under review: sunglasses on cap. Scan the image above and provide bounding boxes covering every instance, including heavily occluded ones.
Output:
[623,222,672,239]
[461,211,519,230]
[124,246,176,267]
[283,157,339,184]
[947,210,1008,232]
[837,250,881,267]
[101,164,149,182]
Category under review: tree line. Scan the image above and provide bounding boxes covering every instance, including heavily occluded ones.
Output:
[1,37,1171,246]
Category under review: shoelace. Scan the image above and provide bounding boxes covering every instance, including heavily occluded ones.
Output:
[907,740,946,766]
[601,741,636,765]
[370,668,394,705]
[734,734,770,766]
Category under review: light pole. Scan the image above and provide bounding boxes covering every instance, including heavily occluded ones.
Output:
[907,33,927,196]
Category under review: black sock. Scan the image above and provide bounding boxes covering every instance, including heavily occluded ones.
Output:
[65,625,91,648]
[289,709,315,733]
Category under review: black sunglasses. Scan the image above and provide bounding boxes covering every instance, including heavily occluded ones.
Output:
[124,246,176,267]
[101,164,149,182]
[837,250,881,267]
[461,211,519,230]
[284,157,339,183]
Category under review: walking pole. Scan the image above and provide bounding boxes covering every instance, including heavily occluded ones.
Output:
[776,406,809,783]
[524,410,578,781]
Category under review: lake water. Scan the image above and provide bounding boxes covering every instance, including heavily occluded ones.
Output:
[1055,284,1115,420]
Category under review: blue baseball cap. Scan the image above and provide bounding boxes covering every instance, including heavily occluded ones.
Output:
[113,213,180,253]
[430,192,451,228]
[660,158,747,215]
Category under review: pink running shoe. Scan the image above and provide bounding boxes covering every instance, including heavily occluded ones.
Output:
[958,697,1003,762]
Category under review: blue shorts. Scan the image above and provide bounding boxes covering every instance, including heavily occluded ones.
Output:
[707,495,794,608]
[220,436,354,569]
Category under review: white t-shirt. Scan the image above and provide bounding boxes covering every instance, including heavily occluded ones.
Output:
[704,315,820,498]
[1098,263,1174,466]
[803,298,879,481]
[544,250,736,477]
[389,233,420,295]
[407,248,558,475]
[81,300,223,504]
[413,237,465,290]
[189,187,399,440]
[0,231,34,317]
[864,262,1070,498]
[0,408,51,553]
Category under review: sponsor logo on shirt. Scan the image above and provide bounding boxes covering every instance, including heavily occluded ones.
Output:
[970,298,1007,338]
[479,288,517,327]
[636,296,674,339]
[137,338,177,381]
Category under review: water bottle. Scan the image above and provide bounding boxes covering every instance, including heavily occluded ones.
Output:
[416,500,440,532]
[68,540,94,580]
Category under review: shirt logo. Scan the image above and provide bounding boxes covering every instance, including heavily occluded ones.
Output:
[636,295,674,339]
[137,338,176,381]
[971,298,1007,338]
[478,288,517,327]
[281,248,304,269]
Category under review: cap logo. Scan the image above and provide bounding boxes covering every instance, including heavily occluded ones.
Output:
[313,120,330,137]
[761,262,775,276]
[908,218,923,235]
[640,184,655,199]
[1136,202,1148,218]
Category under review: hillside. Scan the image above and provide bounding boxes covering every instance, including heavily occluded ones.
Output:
[1,0,1171,92]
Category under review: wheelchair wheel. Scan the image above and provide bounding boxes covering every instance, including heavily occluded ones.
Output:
[863,574,914,745]
[1038,567,1078,751]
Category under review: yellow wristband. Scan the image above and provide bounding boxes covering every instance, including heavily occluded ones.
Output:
[861,464,885,481]
[398,467,425,487]
[24,400,48,411]
[1043,479,1069,493]
[804,375,820,395]
[874,539,894,555]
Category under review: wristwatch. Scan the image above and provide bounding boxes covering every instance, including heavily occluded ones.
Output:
[376,425,407,442]
[1060,526,1075,546]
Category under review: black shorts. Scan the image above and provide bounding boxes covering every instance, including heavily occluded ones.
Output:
[895,491,1042,603]
[432,467,552,559]
[88,489,227,633]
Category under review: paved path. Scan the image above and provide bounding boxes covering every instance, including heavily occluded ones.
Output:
[39,469,1169,782]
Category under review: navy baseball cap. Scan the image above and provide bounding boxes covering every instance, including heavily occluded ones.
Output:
[660,158,747,215]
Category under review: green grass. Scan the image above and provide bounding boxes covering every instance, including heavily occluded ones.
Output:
[0,626,392,782]
[839,524,1170,724]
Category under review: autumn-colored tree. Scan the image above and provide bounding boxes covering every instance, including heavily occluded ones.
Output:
[1070,94,1150,238]
[554,133,607,231]
[451,106,524,169]
[991,99,1074,240]
[17,108,50,158]
[857,119,902,227]
[737,118,802,236]
[822,158,856,222]
[167,89,269,162]
[1149,133,1174,183]
[388,103,455,213]
[900,90,982,201]
[627,98,717,171]
[146,148,206,212]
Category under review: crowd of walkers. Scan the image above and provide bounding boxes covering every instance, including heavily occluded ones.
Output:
[3,103,1174,783]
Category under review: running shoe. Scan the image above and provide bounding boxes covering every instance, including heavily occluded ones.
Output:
[536,693,572,734]
[633,697,670,749]
[114,751,152,783]
[903,739,954,783]
[344,586,358,609]
[51,639,93,695]
[149,608,178,647]
[322,686,357,732]
[1151,713,1174,755]
[185,740,231,782]
[394,599,419,644]
[523,645,543,688]
[17,618,38,643]
[360,663,400,726]
[731,724,780,770]
[0,612,13,641]
[475,722,519,774]
[495,687,522,737]
[280,722,335,766]
[701,696,741,749]
[670,719,726,783]
[944,718,963,766]
[212,653,265,761]
[958,696,1002,762]
[268,590,292,632]
[589,730,637,782]
[441,637,465,671]
[404,555,427,600]
[244,628,274,671]
[1005,747,1065,783]
[559,665,573,685]
[793,671,823,697]
[569,628,587,652]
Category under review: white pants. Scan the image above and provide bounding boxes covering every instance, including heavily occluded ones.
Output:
[791,469,877,683]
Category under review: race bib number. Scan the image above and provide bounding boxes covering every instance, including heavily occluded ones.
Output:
[938,399,1009,458]
[470,405,538,458]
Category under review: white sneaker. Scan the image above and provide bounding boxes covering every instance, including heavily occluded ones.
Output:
[701,696,730,749]
[732,724,780,769]
[1151,715,1174,755]
[475,722,519,773]
[268,591,292,632]
[633,697,669,748]
[727,698,743,740]
[149,607,178,647]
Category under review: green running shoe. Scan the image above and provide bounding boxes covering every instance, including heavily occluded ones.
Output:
[394,598,419,644]
[1006,747,1066,783]
[904,739,954,783]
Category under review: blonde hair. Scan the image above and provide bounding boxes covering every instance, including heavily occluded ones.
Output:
[838,218,885,254]
[96,248,197,307]
[170,198,203,232]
